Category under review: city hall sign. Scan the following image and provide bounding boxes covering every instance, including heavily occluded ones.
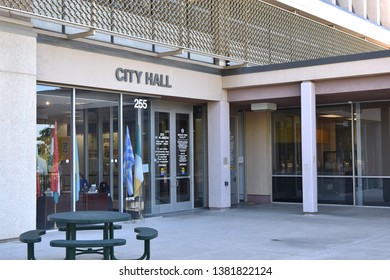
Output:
[115,67,172,88]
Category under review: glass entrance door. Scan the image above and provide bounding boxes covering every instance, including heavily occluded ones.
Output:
[153,107,193,213]
[75,91,119,209]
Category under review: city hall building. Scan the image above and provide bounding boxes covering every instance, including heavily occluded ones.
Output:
[1,0,389,240]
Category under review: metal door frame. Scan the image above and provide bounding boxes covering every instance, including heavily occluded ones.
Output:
[151,101,194,214]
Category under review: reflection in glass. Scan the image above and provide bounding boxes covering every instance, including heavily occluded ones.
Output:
[75,90,119,207]
[272,109,301,175]
[123,95,150,212]
[193,105,207,208]
[272,103,390,207]
[316,105,354,205]
[318,177,353,205]
[155,112,170,205]
[356,178,390,206]
[37,85,72,196]
[272,109,302,203]
[176,113,190,203]
[37,86,152,214]
[317,105,353,176]
[355,103,390,206]
[356,104,390,176]
[272,176,302,203]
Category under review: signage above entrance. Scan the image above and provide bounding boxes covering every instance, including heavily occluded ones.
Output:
[115,67,172,88]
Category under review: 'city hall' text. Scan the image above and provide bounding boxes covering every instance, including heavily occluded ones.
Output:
[115,67,172,88]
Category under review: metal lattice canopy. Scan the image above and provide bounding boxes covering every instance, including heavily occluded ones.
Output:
[0,0,385,66]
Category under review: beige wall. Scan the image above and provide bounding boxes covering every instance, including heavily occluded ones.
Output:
[0,16,37,239]
[245,111,272,203]
[223,56,390,90]
[227,73,390,105]
[37,44,223,102]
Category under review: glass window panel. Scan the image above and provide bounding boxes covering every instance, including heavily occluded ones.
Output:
[154,112,171,205]
[193,105,207,208]
[356,178,390,207]
[317,105,353,176]
[272,109,301,175]
[176,113,190,203]
[271,102,390,207]
[123,95,151,212]
[272,176,302,203]
[36,85,72,228]
[272,109,302,204]
[318,177,353,205]
[176,113,189,176]
[75,89,119,210]
[37,85,72,195]
[356,103,390,176]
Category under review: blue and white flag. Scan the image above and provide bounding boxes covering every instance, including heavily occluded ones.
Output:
[124,126,135,196]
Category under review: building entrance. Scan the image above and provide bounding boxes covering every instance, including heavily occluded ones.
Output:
[152,104,193,213]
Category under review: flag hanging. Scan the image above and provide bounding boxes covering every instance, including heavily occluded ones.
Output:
[75,139,81,201]
[50,122,60,204]
[124,125,135,196]
[134,124,144,197]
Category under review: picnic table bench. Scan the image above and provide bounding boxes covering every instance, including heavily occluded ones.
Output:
[50,238,126,260]
[51,227,158,260]
[20,212,158,260]
[134,227,158,260]
[19,229,46,260]
[48,211,131,260]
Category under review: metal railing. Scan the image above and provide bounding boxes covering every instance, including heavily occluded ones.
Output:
[0,0,385,66]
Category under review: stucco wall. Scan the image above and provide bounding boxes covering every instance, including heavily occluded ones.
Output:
[0,16,37,239]
[37,43,223,102]
[245,111,272,202]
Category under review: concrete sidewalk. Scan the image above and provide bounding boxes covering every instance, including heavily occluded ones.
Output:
[1,203,390,260]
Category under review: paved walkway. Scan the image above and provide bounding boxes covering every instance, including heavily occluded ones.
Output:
[2,203,390,260]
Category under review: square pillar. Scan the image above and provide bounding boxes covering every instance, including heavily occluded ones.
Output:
[301,81,318,214]
[0,16,37,238]
[207,100,231,210]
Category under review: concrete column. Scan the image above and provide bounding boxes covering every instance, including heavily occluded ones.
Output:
[381,0,390,28]
[338,0,353,11]
[301,81,318,214]
[0,15,37,239]
[352,0,367,18]
[208,100,231,210]
[367,0,380,24]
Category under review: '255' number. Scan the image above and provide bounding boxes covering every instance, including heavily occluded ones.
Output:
[134,98,148,109]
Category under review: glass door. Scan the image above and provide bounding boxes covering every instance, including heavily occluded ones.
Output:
[230,116,239,204]
[75,90,119,210]
[153,106,193,213]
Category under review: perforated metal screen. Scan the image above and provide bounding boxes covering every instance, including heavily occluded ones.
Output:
[0,0,384,66]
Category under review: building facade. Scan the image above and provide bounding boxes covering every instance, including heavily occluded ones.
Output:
[0,0,389,240]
